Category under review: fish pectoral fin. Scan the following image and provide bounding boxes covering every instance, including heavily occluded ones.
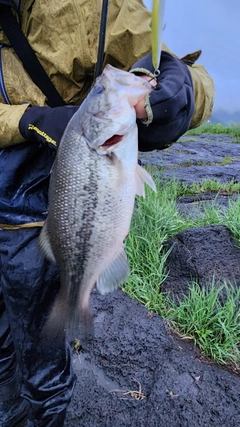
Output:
[38,222,56,262]
[135,164,156,197]
[97,249,130,295]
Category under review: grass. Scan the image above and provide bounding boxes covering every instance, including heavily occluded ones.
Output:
[167,280,240,365]
[221,156,233,165]
[186,122,240,143]
[123,175,240,366]
[189,178,240,194]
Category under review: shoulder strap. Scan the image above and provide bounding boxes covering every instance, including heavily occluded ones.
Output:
[0,3,66,107]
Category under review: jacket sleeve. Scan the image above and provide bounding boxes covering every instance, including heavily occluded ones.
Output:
[0,103,30,148]
[188,64,215,129]
[0,47,47,149]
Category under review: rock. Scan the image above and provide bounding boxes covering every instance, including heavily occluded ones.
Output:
[177,192,239,218]
[140,135,240,185]
[161,224,240,302]
[163,162,240,185]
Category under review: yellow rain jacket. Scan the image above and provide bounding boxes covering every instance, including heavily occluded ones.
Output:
[0,0,215,148]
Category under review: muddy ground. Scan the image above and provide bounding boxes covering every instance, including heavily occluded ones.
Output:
[65,134,240,427]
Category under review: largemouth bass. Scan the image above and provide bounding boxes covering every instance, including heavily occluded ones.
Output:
[39,64,156,335]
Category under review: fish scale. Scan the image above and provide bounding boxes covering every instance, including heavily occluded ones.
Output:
[39,64,156,336]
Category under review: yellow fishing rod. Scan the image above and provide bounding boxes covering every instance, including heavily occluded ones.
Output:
[151,0,166,75]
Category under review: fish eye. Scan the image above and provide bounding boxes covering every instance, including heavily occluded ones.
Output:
[93,84,105,95]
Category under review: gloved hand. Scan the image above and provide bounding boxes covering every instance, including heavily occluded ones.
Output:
[131,51,195,152]
[19,105,79,147]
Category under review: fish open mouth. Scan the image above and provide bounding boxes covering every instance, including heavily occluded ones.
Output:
[101,134,123,148]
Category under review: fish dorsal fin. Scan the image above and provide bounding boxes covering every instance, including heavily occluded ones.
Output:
[135,164,156,197]
[38,222,56,262]
[97,248,130,295]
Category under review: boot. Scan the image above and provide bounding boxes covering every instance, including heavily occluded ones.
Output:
[0,372,29,427]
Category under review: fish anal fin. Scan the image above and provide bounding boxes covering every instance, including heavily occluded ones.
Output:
[38,222,56,262]
[97,248,130,295]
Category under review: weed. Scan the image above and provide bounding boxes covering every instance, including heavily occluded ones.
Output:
[221,156,233,165]
[166,280,240,365]
[111,378,146,401]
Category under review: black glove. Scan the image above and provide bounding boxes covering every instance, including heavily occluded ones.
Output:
[131,51,195,152]
[19,105,79,147]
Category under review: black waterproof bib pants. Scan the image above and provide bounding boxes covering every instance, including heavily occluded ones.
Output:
[0,141,76,426]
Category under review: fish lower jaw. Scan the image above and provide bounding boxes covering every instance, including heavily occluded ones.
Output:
[98,137,123,154]
[98,144,120,154]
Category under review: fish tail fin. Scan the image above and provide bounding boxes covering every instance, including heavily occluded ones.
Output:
[42,270,76,338]
[77,287,94,339]
[79,307,94,339]
[41,287,68,340]
[135,164,156,197]
[42,270,94,339]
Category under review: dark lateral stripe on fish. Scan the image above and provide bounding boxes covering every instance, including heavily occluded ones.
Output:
[67,164,99,314]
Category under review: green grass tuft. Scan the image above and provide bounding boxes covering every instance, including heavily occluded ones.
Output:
[167,280,240,365]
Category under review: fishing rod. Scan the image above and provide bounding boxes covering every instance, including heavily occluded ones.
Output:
[94,0,109,80]
[94,0,166,80]
[152,0,166,75]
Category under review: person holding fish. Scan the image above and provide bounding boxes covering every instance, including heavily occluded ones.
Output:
[0,0,215,426]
